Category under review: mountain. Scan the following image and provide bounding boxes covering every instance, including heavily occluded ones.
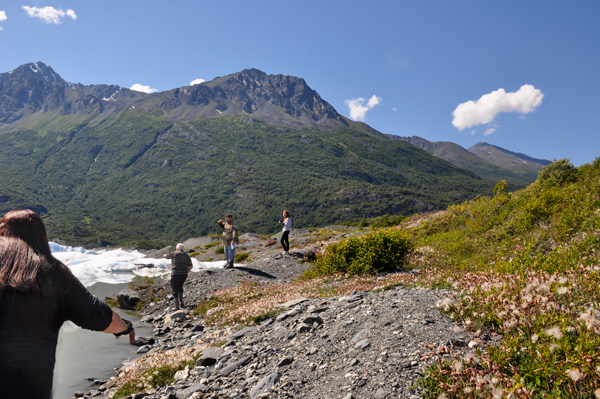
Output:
[468,142,551,181]
[0,62,496,247]
[389,136,546,187]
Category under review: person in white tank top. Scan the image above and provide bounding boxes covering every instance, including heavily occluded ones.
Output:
[278,210,291,255]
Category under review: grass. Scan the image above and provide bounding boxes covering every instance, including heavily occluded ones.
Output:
[204,242,220,248]
[234,252,250,262]
[405,159,600,398]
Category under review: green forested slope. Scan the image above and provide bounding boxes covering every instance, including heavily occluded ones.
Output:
[0,110,494,247]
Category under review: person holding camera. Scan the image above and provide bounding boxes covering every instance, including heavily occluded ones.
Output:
[217,214,239,268]
[278,210,292,256]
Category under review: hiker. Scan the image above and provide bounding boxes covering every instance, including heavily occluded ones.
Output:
[278,210,292,255]
[0,209,135,399]
[217,214,239,268]
[163,243,193,310]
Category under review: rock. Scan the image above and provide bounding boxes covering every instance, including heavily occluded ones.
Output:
[164,310,188,327]
[198,346,225,366]
[300,315,323,325]
[354,339,371,350]
[220,355,252,376]
[448,338,467,347]
[230,326,256,341]
[277,356,293,367]
[136,345,151,354]
[176,383,209,399]
[73,391,85,398]
[116,289,141,310]
[338,294,362,303]
[174,366,189,381]
[249,372,281,399]
[132,337,155,346]
[277,298,309,309]
[296,323,311,333]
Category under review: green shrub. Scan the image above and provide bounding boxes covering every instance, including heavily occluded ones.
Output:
[215,246,224,254]
[537,158,578,187]
[204,241,220,248]
[234,252,250,262]
[305,228,412,277]
[129,275,160,291]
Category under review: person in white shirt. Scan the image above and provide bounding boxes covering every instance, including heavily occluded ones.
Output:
[278,210,291,255]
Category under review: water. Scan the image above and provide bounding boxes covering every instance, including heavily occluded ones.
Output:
[49,243,225,398]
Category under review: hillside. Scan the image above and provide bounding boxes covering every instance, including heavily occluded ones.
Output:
[468,141,551,181]
[403,158,600,397]
[0,62,495,247]
[390,135,544,186]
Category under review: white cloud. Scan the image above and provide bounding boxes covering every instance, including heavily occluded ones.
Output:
[392,107,397,111]
[190,78,205,86]
[0,11,7,22]
[345,95,382,121]
[484,127,496,136]
[452,84,544,131]
[130,84,158,94]
[22,6,77,24]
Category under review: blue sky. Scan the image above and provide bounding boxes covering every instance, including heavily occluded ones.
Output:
[1,1,599,165]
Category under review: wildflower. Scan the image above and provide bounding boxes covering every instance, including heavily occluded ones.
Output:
[557,287,569,295]
[452,360,463,372]
[549,343,558,353]
[438,394,448,399]
[464,387,473,394]
[558,276,568,284]
[595,388,600,399]
[492,388,505,399]
[545,326,563,339]
[531,334,539,343]
[565,369,583,382]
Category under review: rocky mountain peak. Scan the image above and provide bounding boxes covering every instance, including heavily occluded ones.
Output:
[10,61,70,87]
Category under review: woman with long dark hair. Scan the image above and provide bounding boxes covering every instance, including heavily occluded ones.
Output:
[0,209,135,399]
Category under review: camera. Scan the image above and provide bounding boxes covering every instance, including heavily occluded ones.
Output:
[278,219,283,223]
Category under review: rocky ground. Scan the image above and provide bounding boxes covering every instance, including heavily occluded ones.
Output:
[76,228,499,399]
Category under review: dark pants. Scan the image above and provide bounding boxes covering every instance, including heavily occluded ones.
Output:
[171,273,188,294]
[280,231,290,252]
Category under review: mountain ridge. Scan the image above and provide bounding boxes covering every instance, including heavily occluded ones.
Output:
[0,62,501,246]
[391,135,550,186]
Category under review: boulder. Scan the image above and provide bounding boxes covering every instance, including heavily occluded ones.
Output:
[198,346,224,366]
[249,372,281,399]
[116,289,141,310]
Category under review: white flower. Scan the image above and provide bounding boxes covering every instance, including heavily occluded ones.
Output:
[545,326,563,339]
[594,388,600,399]
[557,287,569,295]
[438,394,448,399]
[566,368,583,382]
[531,334,539,343]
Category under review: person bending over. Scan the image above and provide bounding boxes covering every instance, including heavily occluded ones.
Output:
[217,214,239,268]
[0,209,135,399]
[163,243,193,310]
[278,210,292,255]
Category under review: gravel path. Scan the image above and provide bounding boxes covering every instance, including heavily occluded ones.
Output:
[79,230,498,399]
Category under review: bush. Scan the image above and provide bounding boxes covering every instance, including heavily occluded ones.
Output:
[215,246,224,254]
[305,228,412,277]
[537,158,578,187]
[234,252,250,262]
[129,275,160,291]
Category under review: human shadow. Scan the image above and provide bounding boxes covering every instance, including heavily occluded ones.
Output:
[233,266,276,279]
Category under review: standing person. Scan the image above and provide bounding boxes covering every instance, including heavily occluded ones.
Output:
[0,209,135,399]
[279,210,292,256]
[162,243,193,310]
[217,214,239,268]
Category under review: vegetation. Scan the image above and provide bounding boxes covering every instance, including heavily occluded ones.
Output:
[405,159,600,398]
[0,111,496,247]
[234,252,250,262]
[304,228,412,277]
